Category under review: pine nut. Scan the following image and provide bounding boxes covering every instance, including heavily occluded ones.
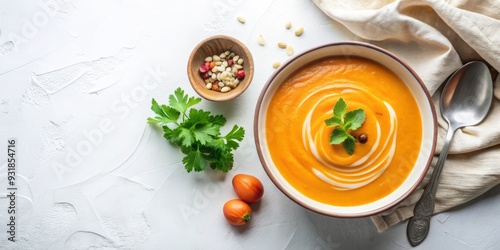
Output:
[287,45,294,56]
[278,42,287,49]
[221,86,231,93]
[273,61,281,68]
[237,16,246,24]
[285,20,292,30]
[258,34,265,46]
[294,26,304,36]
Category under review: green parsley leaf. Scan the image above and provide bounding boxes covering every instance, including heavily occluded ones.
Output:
[224,125,245,150]
[180,145,193,155]
[148,99,181,125]
[169,87,202,114]
[148,87,245,173]
[147,117,163,124]
[209,114,226,126]
[178,127,195,147]
[209,149,234,172]
[160,105,181,122]
[150,98,164,116]
[192,124,219,145]
[206,138,225,151]
[186,108,211,126]
[164,126,182,146]
[182,149,207,172]
[324,98,366,155]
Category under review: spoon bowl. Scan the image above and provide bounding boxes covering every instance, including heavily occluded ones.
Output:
[407,61,493,246]
[441,61,493,129]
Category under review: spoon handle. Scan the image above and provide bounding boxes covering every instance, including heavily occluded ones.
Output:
[407,127,456,246]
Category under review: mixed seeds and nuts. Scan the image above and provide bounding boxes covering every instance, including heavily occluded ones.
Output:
[199,50,245,93]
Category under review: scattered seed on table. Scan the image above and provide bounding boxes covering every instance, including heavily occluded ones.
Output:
[237,16,246,24]
[286,45,294,56]
[285,20,292,30]
[294,26,304,36]
[258,34,265,46]
[273,61,281,69]
[278,42,287,49]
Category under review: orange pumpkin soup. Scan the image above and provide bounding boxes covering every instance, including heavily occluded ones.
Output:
[265,56,422,206]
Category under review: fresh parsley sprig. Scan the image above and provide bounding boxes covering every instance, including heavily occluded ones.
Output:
[148,87,245,172]
[324,98,366,155]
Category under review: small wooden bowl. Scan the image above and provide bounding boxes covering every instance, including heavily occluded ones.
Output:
[187,35,254,102]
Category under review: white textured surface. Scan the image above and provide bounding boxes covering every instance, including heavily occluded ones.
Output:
[0,0,499,249]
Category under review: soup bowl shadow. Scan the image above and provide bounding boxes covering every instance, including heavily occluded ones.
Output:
[253,41,437,218]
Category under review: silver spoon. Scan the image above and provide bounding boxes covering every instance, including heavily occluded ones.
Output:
[407,61,493,246]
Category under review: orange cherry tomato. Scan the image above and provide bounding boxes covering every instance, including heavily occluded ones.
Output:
[223,199,252,226]
[232,174,264,203]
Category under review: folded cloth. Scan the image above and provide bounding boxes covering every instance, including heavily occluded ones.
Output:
[313,0,500,232]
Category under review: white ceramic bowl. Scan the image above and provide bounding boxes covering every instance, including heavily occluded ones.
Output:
[254,42,437,217]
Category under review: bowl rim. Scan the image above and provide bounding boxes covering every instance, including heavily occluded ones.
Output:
[253,41,438,218]
[187,35,254,102]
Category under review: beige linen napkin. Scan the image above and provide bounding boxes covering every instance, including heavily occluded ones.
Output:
[313,0,500,232]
